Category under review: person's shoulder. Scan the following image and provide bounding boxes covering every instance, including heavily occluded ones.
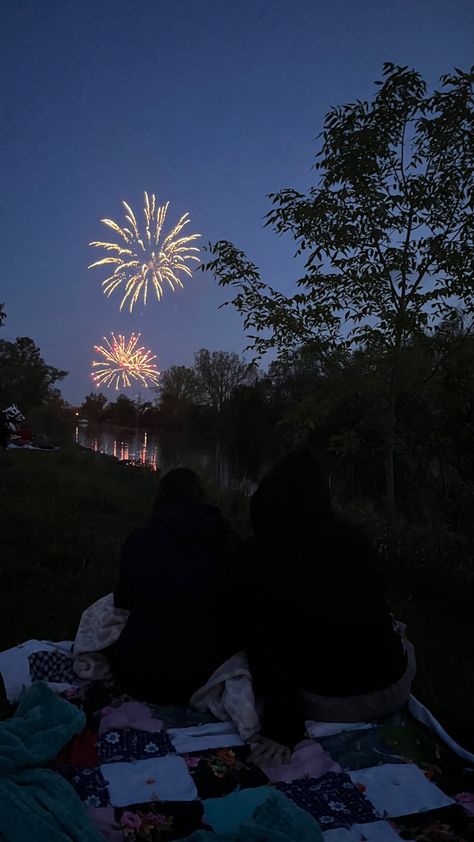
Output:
[121,520,156,552]
[201,503,241,543]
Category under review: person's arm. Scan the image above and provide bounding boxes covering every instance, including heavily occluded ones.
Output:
[246,640,306,750]
[113,534,135,611]
[241,541,306,750]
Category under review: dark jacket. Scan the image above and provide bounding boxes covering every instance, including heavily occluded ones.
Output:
[240,452,407,747]
[109,501,239,703]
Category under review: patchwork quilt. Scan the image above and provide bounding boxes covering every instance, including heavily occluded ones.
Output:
[2,642,474,841]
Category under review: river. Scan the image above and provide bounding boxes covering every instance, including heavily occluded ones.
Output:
[74,423,261,490]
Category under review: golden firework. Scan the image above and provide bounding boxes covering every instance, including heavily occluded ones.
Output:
[92,333,160,390]
[89,192,201,311]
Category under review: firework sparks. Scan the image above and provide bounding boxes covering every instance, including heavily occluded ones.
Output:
[89,192,201,312]
[92,333,160,390]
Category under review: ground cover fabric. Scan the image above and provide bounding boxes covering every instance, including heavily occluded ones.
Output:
[1,641,474,841]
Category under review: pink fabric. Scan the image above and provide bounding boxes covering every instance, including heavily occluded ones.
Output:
[455,792,474,815]
[98,701,164,735]
[87,807,123,842]
[262,739,341,783]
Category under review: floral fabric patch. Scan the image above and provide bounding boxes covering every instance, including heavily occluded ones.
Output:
[98,729,174,764]
[277,772,377,830]
[115,801,207,841]
[182,745,268,799]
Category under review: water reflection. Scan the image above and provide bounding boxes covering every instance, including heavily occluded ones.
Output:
[74,424,257,490]
[76,425,157,469]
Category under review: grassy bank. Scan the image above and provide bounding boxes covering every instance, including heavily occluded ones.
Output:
[0,444,472,750]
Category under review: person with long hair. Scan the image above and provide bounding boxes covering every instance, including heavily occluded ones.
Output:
[242,450,416,766]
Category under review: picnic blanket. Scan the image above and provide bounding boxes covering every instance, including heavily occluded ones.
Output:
[1,642,474,841]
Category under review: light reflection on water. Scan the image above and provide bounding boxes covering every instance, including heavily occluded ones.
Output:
[75,425,158,470]
[74,425,260,492]
[74,424,264,494]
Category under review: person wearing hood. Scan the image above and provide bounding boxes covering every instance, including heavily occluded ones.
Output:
[243,450,416,766]
[108,467,239,703]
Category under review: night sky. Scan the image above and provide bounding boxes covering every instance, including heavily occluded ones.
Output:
[1,0,473,404]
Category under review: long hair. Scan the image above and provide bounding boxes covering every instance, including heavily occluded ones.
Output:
[250,449,333,531]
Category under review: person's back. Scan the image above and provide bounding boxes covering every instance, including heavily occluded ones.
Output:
[241,450,413,749]
[109,468,239,703]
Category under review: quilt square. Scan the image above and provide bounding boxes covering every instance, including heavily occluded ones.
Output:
[98,729,174,764]
[101,756,198,807]
[349,763,454,817]
[29,650,73,683]
[99,701,165,735]
[115,801,208,841]
[392,804,474,841]
[182,745,268,799]
[59,765,110,808]
[167,722,244,754]
[56,728,99,768]
[318,726,410,772]
[277,772,377,830]
[61,682,133,728]
[148,705,217,730]
[322,820,404,840]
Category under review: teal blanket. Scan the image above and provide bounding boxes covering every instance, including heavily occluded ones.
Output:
[0,682,103,841]
[183,788,323,841]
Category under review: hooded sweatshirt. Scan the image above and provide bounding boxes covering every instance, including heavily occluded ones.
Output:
[109,501,239,702]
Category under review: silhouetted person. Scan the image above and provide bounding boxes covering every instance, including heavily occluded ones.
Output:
[242,450,416,761]
[108,467,239,703]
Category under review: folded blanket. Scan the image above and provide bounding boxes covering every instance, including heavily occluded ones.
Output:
[190,651,260,741]
[182,790,323,841]
[0,682,103,841]
[73,593,129,680]
[73,596,261,740]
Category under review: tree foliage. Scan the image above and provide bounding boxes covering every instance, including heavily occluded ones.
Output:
[103,394,137,428]
[204,64,474,512]
[193,349,253,412]
[80,392,108,423]
[151,349,252,424]
[0,336,67,412]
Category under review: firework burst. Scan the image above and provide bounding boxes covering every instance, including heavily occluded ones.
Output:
[92,333,160,390]
[89,192,201,312]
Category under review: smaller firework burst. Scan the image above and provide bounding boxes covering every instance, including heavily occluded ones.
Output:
[92,333,159,390]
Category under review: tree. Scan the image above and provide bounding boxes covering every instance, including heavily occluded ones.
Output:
[205,64,474,514]
[0,336,67,412]
[106,394,137,427]
[0,304,5,328]
[79,392,108,422]
[156,365,199,403]
[154,364,199,428]
[193,349,252,412]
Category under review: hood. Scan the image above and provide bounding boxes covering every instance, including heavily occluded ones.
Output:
[250,449,334,533]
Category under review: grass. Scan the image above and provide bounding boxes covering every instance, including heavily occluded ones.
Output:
[0,444,472,750]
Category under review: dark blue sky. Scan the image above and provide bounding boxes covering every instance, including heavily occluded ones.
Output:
[1,0,473,403]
